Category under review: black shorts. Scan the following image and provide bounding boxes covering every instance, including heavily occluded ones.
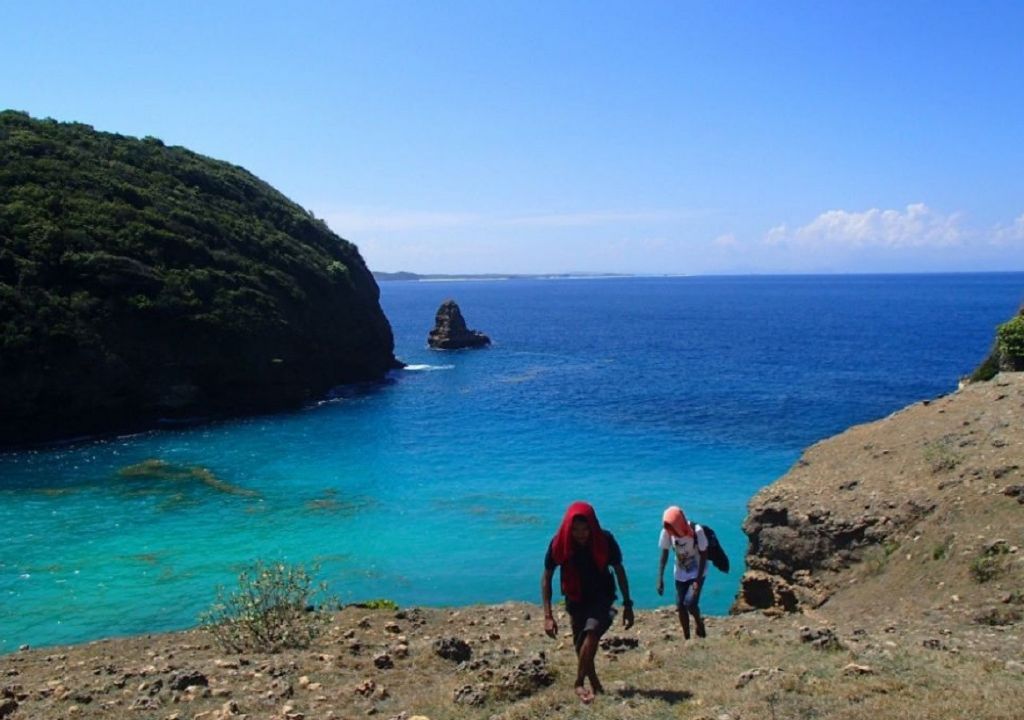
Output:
[567,601,616,652]
[675,578,701,610]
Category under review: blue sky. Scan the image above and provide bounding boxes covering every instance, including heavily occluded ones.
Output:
[3,1,1023,274]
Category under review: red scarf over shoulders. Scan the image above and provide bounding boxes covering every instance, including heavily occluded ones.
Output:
[549,501,610,602]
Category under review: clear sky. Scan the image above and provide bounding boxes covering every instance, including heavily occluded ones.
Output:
[3,1,1023,274]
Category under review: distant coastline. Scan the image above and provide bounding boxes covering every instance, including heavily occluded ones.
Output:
[373,270,638,282]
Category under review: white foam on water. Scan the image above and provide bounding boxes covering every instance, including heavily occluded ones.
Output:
[402,364,455,372]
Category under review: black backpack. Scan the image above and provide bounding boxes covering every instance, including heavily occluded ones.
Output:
[695,523,730,573]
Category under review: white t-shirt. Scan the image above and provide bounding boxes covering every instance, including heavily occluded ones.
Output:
[659,525,708,582]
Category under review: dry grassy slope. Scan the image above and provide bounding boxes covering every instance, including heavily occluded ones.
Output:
[737,372,1024,655]
[3,604,1024,720]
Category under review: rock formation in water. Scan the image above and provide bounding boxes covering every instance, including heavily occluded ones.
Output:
[427,300,491,350]
[0,110,400,446]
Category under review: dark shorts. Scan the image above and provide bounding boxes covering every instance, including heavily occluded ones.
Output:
[675,579,700,610]
[567,601,616,652]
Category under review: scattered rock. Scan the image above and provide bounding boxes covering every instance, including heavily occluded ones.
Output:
[168,670,208,691]
[1002,485,1024,503]
[373,653,394,670]
[453,683,488,706]
[427,300,490,350]
[496,653,554,699]
[129,696,158,711]
[735,667,782,688]
[599,635,640,653]
[842,663,875,676]
[354,679,376,697]
[798,626,842,651]
[433,637,472,662]
[0,699,17,719]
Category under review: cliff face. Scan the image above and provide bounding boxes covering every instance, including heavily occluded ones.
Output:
[0,111,398,445]
[734,373,1024,627]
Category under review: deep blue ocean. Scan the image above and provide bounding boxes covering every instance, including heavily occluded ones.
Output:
[1,273,1022,652]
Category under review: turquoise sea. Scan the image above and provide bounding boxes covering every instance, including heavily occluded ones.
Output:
[1,273,1022,652]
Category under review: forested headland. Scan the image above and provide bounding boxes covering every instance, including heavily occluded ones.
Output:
[0,111,398,446]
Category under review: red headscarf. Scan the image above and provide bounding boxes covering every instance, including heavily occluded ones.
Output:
[662,505,693,538]
[549,501,610,602]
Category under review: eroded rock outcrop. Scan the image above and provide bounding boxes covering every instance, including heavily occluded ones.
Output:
[733,372,1024,616]
[427,300,490,350]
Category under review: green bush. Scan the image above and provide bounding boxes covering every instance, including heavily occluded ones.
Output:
[968,350,1000,382]
[996,315,1024,363]
[352,598,399,610]
[199,561,335,652]
[969,543,1010,584]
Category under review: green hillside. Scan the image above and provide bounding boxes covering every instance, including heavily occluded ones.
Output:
[0,110,398,445]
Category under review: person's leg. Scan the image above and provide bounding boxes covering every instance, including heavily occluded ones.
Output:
[675,580,691,639]
[569,610,595,703]
[584,607,614,694]
[576,629,600,701]
[690,606,706,638]
[681,580,706,638]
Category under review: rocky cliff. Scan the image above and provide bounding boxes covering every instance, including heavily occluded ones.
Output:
[0,111,399,446]
[735,373,1024,631]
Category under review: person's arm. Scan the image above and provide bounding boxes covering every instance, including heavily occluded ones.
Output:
[541,567,558,638]
[657,548,669,595]
[694,549,707,599]
[613,563,635,629]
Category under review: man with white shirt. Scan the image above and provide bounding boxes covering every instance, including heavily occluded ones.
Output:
[656,505,707,640]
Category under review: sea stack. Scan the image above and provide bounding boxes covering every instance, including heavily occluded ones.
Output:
[428,300,491,350]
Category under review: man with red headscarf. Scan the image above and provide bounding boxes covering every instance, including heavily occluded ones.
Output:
[656,505,708,640]
[541,501,634,704]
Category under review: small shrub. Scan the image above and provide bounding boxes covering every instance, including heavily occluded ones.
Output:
[199,561,335,652]
[932,535,954,561]
[996,315,1024,364]
[353,598,399,610]
[969,544,1010,584]
[969,350,1000,382]
[973,606,1022,626]
[862,546,890,576]
[923,440,962,473]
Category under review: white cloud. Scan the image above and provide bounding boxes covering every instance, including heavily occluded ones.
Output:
[712,233,738,248]
[992,213,1024,246]
[765,203,965,248]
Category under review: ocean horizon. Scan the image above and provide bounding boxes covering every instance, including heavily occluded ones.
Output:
[1,272,1022,653]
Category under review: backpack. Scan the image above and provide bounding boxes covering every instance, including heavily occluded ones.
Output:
[695,523,730,573]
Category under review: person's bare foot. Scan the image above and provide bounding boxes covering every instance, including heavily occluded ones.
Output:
[575,685,595,704]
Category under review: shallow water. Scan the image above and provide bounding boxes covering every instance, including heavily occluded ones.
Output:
[1,273,1021,651]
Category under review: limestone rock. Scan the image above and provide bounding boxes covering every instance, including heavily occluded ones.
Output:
[427,301,490,350]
